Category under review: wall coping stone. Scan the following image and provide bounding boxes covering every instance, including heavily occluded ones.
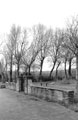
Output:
[31,84,75,92]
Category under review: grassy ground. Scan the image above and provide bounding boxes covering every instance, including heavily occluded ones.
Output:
[31,69,76,82]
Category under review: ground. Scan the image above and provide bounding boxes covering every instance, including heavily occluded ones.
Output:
[0,89,78,120]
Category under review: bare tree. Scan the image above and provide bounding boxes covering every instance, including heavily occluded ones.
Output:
[67,51,74,78]
[63,16,78,92]
[49,29,63,78]
[35,26,53,80]
[6,24,21,82]
[2,50,9,81]
[22,25,42,75]
[22,40,41,75]
[60,47,70,79]
[59,36,74,79]
[55,60,61,79]
[14,29,28,77]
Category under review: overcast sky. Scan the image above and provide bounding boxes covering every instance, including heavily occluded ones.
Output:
[0,0,78,34]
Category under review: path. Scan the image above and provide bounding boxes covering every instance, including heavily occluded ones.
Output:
[0,89,78,120]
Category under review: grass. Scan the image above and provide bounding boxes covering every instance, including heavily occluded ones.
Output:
[30,68,76,82]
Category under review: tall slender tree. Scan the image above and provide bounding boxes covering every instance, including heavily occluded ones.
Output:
[63,16,78,92]
[7,24,20,82]
[49,29,63,78]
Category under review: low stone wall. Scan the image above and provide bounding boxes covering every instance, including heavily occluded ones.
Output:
[31,85,74,105]
[6,82,16,90]
[6,76,33,93]
[5,78,74,105]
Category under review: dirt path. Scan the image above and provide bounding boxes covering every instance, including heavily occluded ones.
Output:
[0,89,78,120]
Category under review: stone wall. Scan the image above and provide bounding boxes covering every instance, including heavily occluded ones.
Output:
[6,78,74,105]
[6,76,32,94]
[30,85,74,105]
[6,82,16,90]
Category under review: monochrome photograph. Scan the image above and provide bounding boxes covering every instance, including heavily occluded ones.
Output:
[0,0,78,119]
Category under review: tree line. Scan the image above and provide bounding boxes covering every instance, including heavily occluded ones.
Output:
[1,16,78,86]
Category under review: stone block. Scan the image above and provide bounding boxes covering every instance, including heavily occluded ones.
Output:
[48,89,53,100]
[42,88,46,99]
[68,91,74,104]
[30,85,74,105]
[16,78,21,92]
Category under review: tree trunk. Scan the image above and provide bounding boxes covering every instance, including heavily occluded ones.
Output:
[76,55,78,93]
[76,55,78,80]
[68,58,72,77]
[56,62,61,79]
[17,62,20,77]
[10,55,13,82]
[25,67,27,74]
[28,66,31,75]
[39,58,44,81]
[15,64,17,83]
[49,60,56,79]
[5,61,8,82]
[5,62,7,73]
[64,58,68,79]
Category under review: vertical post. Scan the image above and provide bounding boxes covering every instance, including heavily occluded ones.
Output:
[16,77,21,92]
[24,76,28,94]
[76,55,78,93]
